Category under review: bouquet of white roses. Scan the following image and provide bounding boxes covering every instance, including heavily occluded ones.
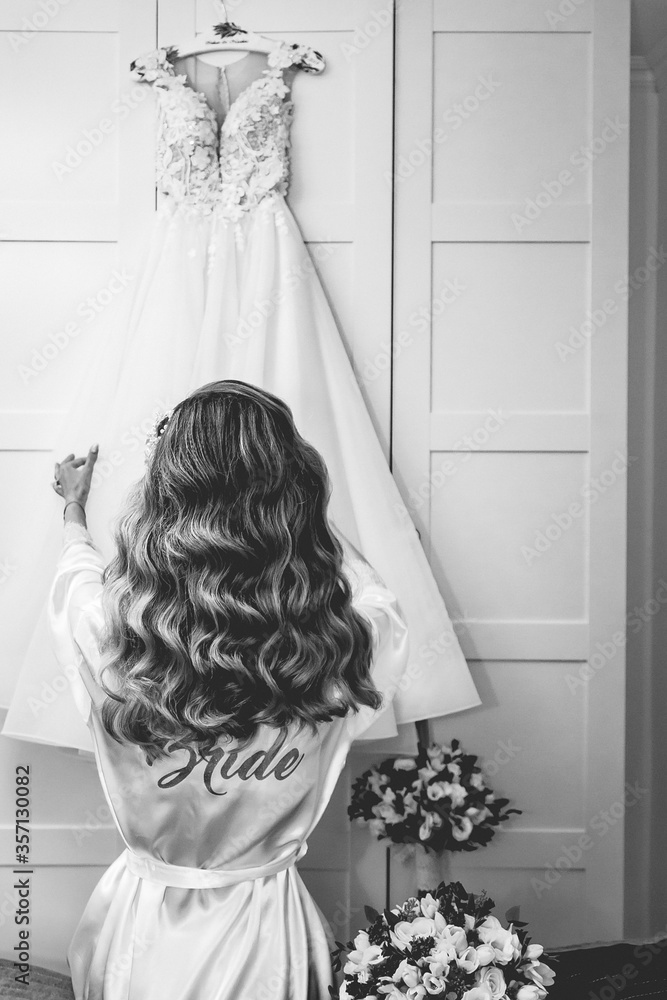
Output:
[349,741,520,852]
[330,880,556,999]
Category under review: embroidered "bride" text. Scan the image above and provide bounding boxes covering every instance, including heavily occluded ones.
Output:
[155,730,305,796]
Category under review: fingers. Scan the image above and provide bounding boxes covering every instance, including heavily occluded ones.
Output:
[58,448,98,468]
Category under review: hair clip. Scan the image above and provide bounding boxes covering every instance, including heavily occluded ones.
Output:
[144,407,174,466]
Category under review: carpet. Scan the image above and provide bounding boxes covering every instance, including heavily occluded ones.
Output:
[548,938,667,1000]
[0,959,74,999]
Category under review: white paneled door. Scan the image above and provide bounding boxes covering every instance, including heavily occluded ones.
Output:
[391,0,630,945]
[0,0,394,970]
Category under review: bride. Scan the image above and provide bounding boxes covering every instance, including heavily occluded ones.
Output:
[49,378,410,999]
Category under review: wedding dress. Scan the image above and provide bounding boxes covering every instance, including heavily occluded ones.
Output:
[1,40,479,755]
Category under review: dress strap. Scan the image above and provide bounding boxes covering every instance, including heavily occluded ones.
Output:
[267,41,325,75]
[130,47,178,85]
[123,841,309,888]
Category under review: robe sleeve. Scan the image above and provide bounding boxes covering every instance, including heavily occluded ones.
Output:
[341,541,410,743]
[47,521,107,725]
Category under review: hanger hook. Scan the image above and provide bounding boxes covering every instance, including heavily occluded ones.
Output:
[213,0,228,22]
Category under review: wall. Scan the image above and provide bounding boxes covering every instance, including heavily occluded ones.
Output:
[649,43,667,937]
[625,53,658,941]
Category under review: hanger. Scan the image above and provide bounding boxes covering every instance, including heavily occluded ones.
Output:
[169,0,280,60]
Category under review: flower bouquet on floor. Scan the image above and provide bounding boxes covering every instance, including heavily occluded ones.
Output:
[329,880,556,999]
[349,741,521,890]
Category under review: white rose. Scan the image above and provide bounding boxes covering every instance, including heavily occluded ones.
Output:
[445,762,462,780]
[516,986,541,1000]
[476,966,507,999]
[406,987,428,1000]
[461,988,493,1000]
[451,816,474,842]
[469,771,485,790]
[369,819,385,837]
[524,944,544,962]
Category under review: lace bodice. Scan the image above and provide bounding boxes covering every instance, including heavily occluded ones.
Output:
[131,42,325,221]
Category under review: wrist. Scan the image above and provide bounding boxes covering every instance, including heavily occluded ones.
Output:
[63,499,87,525]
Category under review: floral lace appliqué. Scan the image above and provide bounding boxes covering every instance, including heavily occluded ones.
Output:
[131,42,325,222]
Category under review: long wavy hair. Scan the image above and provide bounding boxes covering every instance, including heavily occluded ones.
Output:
[98,379,382,761]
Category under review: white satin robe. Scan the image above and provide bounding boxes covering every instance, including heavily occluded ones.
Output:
[50,522,410,1000]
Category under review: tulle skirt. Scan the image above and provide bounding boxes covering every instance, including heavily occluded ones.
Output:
[1,192,479,753]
